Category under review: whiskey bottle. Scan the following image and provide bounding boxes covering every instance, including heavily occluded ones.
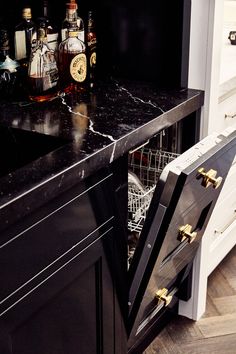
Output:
[58,22,87,93]
[61,0,85,42]
[14,8,36,63]
[0,28,20,99]
[36,0,58,52]
[28,23,59,102]
[86,11,96,88]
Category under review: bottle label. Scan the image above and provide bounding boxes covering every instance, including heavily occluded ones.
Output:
[88,38,97,47]
[47,33,59,51]
[90,52,96,68]
[78,30,85,42]
[61,28,67,41]
[29,46,59,93]
[15,30,26,60]
[70,53,87,82]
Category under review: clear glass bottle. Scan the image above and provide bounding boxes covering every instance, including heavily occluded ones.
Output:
[87,10,97,88]
[14,8,37,63]
[28,24,59,102]
[36,0,59,52]
[61,0,85,42]
[0,28,20,99]
[58,22,87,93]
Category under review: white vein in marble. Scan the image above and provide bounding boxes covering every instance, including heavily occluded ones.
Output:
[114,81,165,113]
[58,92,116,143]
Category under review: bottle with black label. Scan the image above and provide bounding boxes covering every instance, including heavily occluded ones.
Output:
[86,10,96,88]
[58,21,87,93]
[28,23,59,102]
[14,8,36,65]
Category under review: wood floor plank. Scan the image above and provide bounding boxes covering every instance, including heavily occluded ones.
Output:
[212,294,236,315]
[166,316,203,344]
[197,312,236,338]
[207,267,235,298]
[227,277,236,292]
[179,333,236,354]
[143,328,182,354]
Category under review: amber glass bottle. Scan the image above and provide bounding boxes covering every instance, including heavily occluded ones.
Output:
[28,24,59,102]
[58,22,87,93]
[36,0,59,52]
[61,0,85,43]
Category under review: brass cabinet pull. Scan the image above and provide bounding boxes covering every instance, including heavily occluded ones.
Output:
[198,167,223,189]
[155,288,173,307]
[178,224,197,243]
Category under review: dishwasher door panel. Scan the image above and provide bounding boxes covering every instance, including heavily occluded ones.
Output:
[128,128,236,351]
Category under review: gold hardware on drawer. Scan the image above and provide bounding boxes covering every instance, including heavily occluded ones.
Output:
[155,288,173,307]
[197,168,223,189]
[178,224,197,243]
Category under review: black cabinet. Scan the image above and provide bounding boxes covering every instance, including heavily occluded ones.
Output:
[0,167,127,354]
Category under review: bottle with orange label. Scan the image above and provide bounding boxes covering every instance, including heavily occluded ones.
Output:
[58,21,87,93]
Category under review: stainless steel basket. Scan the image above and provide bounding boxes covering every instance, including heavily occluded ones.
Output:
[128,148,180,233]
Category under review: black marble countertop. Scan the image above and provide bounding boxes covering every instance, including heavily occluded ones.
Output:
[0,79,204,231]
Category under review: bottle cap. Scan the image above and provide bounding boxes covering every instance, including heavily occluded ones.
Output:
[66,2,77,10]
[22,8,32,19]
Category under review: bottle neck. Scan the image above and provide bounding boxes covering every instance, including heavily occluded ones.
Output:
[0,49,9,61]
[37,27,48,44]
[88,12,94,31]
[43,0,49,17]
[66,8,77,22]
[0,30,10,59]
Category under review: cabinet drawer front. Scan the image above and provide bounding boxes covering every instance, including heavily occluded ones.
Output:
[207,155,236,244]
[0,173,114,311]
[218,93,236,132]
[217,155,236,202]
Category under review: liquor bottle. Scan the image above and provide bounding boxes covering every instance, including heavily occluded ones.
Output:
[61,0,85,42]
[86,11,96,88]
[58,22,87,93]
[14,8,36,64]
[28,23,59,102]
[0,28,20,99]
[36,0,59,52]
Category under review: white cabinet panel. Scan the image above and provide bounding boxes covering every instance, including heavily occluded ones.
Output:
[218,94,236,132]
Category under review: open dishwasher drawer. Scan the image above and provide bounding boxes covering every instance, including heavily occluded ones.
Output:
[126,127,236,353]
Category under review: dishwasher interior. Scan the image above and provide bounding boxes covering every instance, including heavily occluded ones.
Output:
[127,123,181,266]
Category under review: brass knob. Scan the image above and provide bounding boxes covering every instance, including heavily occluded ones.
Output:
[198,168,223,189]
[178,224,197,243]
[155,288,172,307]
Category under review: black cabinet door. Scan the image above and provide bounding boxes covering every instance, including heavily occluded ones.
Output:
[128,128,236,352]
[0,226,126,354]
[0,168,127,354]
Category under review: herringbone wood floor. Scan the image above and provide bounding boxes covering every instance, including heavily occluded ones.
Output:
[144,245,236,353]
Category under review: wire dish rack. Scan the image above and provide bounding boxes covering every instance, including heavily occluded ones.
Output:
[128,148,180,235]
